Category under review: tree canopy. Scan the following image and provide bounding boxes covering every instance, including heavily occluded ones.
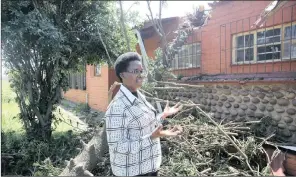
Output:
[1,0,134,140]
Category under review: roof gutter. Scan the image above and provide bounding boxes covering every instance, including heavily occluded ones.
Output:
[134,29,149,72]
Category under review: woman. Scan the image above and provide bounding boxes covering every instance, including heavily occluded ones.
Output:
[105,52,183,176]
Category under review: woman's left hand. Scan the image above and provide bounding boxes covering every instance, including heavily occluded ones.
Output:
[162,100,183,118]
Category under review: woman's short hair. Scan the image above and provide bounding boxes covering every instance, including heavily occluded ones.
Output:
[114,52,141,82]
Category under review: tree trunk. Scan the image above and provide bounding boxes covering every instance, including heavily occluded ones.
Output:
[146,0,169,67]
[160,40,168,67]
[17,88,54,141]
[59,125,108,176]
[23,114,53,141]
[119,0,131,51]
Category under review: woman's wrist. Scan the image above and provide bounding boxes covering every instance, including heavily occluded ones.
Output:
[161,112,167,119]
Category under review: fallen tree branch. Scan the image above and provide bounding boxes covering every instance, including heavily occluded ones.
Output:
[146,96,200,107]
[200,168,211,174]
[139,88,154,97]
[172,107,194,119]
[156,81,204,88]
[152,86,186,90]
[195,105,257,176]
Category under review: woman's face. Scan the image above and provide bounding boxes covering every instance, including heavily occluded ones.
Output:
[121,60,146,91]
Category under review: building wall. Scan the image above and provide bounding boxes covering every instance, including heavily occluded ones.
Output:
[138,1,296,76]
[63,65,119,112]
[196,1,296,75]
[86,65,109,111]
[63,89,87,104]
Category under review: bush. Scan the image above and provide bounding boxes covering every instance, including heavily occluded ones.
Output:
[74,103,90,114]
[1,130,93,176]
[177,74,184,80]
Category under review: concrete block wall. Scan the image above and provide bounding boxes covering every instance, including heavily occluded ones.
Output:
[158,82,296,144]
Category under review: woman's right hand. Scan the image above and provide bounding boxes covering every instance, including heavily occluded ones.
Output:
[151,125,183,139]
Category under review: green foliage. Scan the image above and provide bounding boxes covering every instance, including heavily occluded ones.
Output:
[177,74,184,80]
[1,80,75,134]
[141,81,157,94]
[1,130,93,176]
[1,0,130,140]
[114,1,141,53]
[148,48,177,81]
[166,6,209,68]
[74,103,90,114]
[33,158,62,176]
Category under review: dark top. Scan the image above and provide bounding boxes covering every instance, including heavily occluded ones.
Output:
[132,92,138,98]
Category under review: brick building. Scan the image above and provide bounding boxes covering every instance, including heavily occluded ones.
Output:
[63,65,119,111]
[63,1,296,112]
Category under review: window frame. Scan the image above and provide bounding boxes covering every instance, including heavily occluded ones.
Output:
[232,22,296,65]
[233,32,256,63]
[282,22,296,60]
[171,42,201,70]
[94,64,101,76]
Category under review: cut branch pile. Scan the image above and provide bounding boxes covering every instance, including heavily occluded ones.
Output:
[158,111,270,176]
[90,106,272,176]
[61,81,279,176]
[143,82,273,176]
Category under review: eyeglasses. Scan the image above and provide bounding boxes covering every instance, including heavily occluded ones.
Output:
[125,70,148,77]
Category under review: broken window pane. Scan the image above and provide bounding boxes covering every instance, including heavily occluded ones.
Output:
[258,44,281,54]
[257,28,281,45]
[258,52,281,61]
[257,31,265,39]
[257,38,265,45]
[265,36,281,44]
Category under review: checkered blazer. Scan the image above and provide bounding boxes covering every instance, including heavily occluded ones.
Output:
[104,85,163,176]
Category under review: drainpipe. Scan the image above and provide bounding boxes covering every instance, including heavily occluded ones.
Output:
[134,29,149,72]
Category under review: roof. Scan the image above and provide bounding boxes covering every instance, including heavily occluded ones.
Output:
[252,1,288,28]
[208,1,231,8]
[133,16,180,31]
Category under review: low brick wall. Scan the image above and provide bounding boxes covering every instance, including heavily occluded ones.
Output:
[158,83,296,144]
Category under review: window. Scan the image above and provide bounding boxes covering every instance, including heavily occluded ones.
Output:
[68,65,86,90]
[95,64,101,76]
[68,72,86,90]
[232,22,296,64]
[257,28,281,61]
[283,24,296,59]
[171,43,201,69]
[235,34,254,62]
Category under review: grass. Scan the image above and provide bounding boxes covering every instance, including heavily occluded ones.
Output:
[2,102,23,133]
[1,80,91,176]
[2,80,23,133]
[1,80,75,133]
